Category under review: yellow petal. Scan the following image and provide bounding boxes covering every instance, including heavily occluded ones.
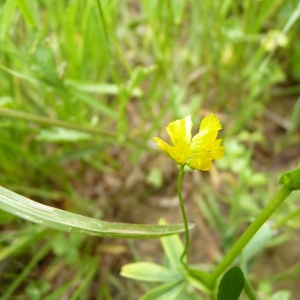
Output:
[191,131,218,152]
[166,115,193,145]
[199,114,222,134]
[168,141,191,165]
[187,151,213,170]
[153,113,224,170]
[212,145,225,159]
[152,137,171,157]
[198,160,213,171]
[184,115,193,144]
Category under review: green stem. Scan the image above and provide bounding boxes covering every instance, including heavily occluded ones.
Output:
[0,108,150,150]
[209,185,293,287]
[177,164,190,268]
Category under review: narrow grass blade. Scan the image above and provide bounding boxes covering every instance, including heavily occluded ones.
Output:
[16,0,37,28]
[3,241,51,299]
[244,276,259,300]
[0,186,194,239]
[0,0,16,41]
[0,108,151,151]
[140,280,184,300]
[66,80,142,97]
[0,225,45,261]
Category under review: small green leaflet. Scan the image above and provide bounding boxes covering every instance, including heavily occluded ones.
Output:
[279,167,300,190]
[217,266,244,300]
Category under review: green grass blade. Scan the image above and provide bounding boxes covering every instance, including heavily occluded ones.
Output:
[140,280,184,300]
[3,241,51,299]
[0,186,194,239]
[0,108,151,151]
[0,0,16,41]
[15,0,37,28]
[244,276,259,300]
[66,79,142,97]
[0,225,45,261]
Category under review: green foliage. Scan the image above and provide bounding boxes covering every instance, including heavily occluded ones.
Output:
[0,185,191,238]
[1,0,300,299]
[217,266,244,300]
[279,167,300,190]
[241,222,276,275]
[146,167,163,189]
[120,262,182,282]
[140,280,184,300]
[244,276,259,300]
[121,222,212,298]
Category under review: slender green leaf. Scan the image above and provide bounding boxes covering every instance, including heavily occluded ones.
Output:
[126,65,156,93]
[244,276,259,300]
[0,186,193,238]
[159,218,185,267]
[120,262,182,282]
[0,225,45,261]
[71,88,118,119]
[36,127,92,142]
[66,79,142,97]
[0,0,16,41]
[69,258,98,300]
[3,241,51,299]
[241,222,275,274]
[15,0,37,27]
[140,280,184,300]
[0,63,41,84]
[185,273,212,295]
[169,0,186,25]
[217,266,244,300]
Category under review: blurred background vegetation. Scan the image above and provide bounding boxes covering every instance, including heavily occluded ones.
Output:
[0,0,300,299]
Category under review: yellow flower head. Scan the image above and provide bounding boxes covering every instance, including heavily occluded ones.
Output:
[153,114,225,171]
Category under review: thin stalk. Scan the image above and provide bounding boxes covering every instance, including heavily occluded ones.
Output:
[0,108,151,151]
[0,108,115,137]
[177,164,190,268]
[209,185,293,288]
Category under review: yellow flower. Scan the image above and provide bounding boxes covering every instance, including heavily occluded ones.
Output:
[153,114,225,171]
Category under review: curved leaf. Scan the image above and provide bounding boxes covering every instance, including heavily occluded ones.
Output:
[0,186,194,239]
[159,218,185,267]
[140,280,184,300]
[217,266,244,300]
[244,276,259,300]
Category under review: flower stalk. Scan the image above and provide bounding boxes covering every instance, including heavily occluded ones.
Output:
[208,184,293,288]
[177,164,190,268]
[153,114,225,270]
